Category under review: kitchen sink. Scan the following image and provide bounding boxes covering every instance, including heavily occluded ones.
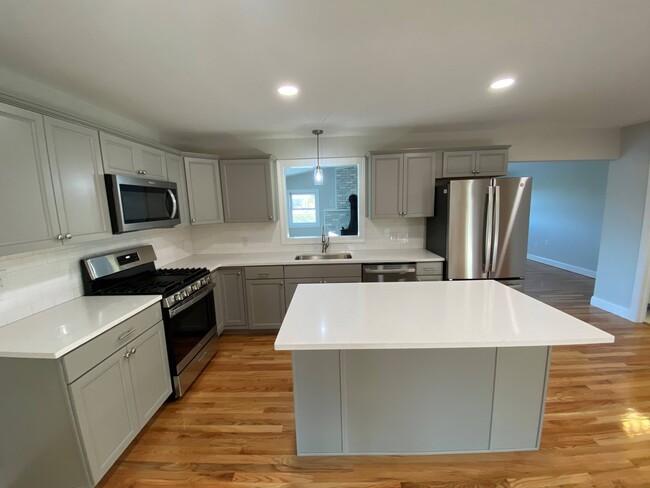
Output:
[295,253,353,260]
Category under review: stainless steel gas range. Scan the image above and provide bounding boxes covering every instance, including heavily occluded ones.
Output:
[81,245,217,397]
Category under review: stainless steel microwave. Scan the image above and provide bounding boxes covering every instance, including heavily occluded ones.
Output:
[105,174,180,233]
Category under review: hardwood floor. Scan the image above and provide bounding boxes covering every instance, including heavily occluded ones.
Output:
[98,261,650,488]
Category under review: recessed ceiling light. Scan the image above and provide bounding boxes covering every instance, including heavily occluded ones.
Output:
[490,78,516,90]
[277,85,299,96]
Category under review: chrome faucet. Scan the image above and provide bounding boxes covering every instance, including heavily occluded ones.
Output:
[321,226,330,253]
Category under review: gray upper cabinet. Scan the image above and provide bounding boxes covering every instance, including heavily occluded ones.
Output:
[368,154,403,219]
[403,153,436,217]
[184,157,224,225]
[165,152,190,225]
[368,152,435,218]
[214,268,247,332]
[99,132,167,179]
[442,149,508,178]
[0,103,60,255]
[219,157,278,223]
[44,116,112,244]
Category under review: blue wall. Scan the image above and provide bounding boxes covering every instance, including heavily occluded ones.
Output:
[507,161,609,276]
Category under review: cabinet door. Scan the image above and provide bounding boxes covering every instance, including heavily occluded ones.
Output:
[127,322,172,426]
[476,149,508,176]
[100,132,138,174]
[285,278,321,311]
[402,153,435,217]
[220,158,277,222]
[69,348,139,484]
[139,145,167,179]
[165,153,190,225]
[44,117,112,244]
[184,157,224,224]
[369,154,403,218]
[246,279,285,330]
[215,269,248,330]
[0,103,60,256]
[442,151,476,178]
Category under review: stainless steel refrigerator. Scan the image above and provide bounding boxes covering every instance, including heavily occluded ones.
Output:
[426,177,532,282]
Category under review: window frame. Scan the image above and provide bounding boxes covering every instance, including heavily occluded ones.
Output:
[288,189,320,228]
[277,157,366,245]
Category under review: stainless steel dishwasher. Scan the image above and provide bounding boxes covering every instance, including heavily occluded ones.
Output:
[362,263,417,282]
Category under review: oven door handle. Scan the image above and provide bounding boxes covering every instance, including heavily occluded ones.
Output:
[168,282,215,318]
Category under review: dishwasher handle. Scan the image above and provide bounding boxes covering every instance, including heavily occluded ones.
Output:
[363,266,416,274]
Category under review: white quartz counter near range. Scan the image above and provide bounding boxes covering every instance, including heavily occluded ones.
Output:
[0,295,162,359]
[275,280,614,350]
[166,249,443,271]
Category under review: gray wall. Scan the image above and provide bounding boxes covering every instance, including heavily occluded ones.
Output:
[507,161,609,276]
[593,122,650,317]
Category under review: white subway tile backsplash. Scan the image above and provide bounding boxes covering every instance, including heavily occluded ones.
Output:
[0,226,193,327]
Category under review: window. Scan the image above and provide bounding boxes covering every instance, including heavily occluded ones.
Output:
[278,157,365,243]
[289,190,319,226]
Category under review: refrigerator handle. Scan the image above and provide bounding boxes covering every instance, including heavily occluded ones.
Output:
[484,186,494,273]
[491,185,501,273]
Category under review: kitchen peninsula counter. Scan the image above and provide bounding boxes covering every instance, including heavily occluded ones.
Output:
[275,280,613,456]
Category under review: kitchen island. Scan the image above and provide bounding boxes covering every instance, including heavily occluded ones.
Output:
[275,280,614,456]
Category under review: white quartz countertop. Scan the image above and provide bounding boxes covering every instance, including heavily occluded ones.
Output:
[274,281,614,350]
[0,295,162,359]
[167,249,443,271]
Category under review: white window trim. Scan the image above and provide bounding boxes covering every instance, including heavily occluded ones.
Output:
[288,189,320,227]
[277,157,366,245]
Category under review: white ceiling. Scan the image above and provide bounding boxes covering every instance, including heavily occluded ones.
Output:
[0,0,649,143]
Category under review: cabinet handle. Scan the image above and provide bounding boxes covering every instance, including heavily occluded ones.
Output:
[130,347,137,355]
[191,218,196,223]
[56,234,64,241]
[196,350,208,363]
[268,216,273,221]
[237,272,241,276]
[118,328,136,341]
[65,233,72,239]
[124,348,136,359]
[138,169,147,175]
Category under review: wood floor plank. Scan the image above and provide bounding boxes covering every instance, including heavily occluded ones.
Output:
[98,261,650,487]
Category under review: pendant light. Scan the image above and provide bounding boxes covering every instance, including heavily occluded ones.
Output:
[312,129,324,186]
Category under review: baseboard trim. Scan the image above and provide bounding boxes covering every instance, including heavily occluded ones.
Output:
[526,254,596,278]
[590,296,638,322]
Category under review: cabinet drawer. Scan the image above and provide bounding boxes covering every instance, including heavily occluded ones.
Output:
[416,262,443,276]
[284,264,362,279]
[245,266,284,280]
[62,304,163,384]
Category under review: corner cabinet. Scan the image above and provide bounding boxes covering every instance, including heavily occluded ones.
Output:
[184,157,224,225]
[367,152,436,218]
[219,156,278,223]
[99,132,167,180]
[0,103,112,256]
[442,149,508,178]
[165,152,191,225]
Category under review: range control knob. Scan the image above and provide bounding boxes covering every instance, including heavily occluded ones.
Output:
[174,293,182,303]
[181,290,189,299]
[191,284,199,292]
[200,278,207,286]
[206,275,212,283]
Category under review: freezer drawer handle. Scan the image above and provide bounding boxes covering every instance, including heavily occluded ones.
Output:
[491,186,501,273]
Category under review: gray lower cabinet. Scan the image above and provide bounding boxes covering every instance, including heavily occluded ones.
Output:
[284,277,322,310]
[68,317,171,484]
[0,304,172,488]
[184,156,224,225]
[244,267,285,329]
[219,156,278,222]
[99,132,167,179]
[165,152,191,226]
[442,149,508,178]
[246,278,286,330]
[367,152,435,218]
[214,268,248,332]
[415,261,443,281]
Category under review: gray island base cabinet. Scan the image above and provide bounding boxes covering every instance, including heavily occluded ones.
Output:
[0,304,171,488]
[292,346,551,455]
